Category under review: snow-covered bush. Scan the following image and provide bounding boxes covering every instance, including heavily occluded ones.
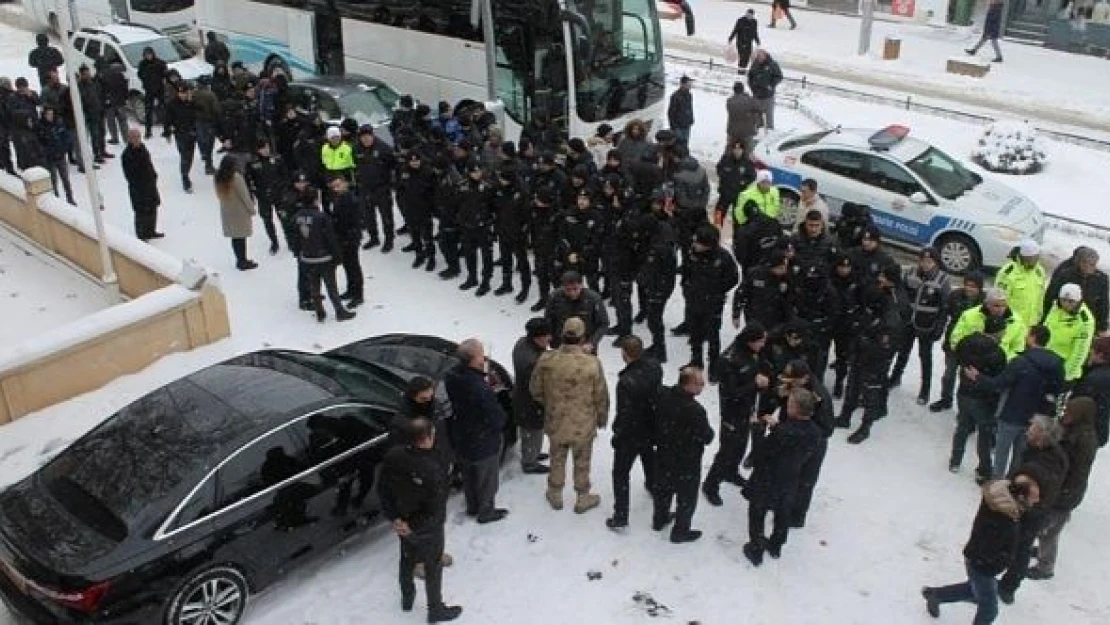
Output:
[971,120,1048,175]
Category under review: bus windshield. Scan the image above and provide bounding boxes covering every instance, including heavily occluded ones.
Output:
[565,0,664,122]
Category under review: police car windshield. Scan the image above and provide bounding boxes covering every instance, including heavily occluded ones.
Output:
[905,147,981,200]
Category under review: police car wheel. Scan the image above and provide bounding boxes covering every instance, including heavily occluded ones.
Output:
[936,233,981,276]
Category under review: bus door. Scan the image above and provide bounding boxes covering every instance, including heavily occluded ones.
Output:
[286,10,317,77]
[314,10,345,75]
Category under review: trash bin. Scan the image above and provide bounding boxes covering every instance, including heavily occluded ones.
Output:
[883,36,902,59]
[954,0,975,25]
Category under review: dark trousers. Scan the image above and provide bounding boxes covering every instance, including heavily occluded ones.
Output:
[736,43,754,70]
[143,91,165,134]
[304,261,345,315]
[950,394,998,477]
[792,438,827,526]
[688,310,722,368]
[642,298,667,353]
[257,196,279,246]
[653,475,699,533]
[461,232,494,283]
[339,241,364,299]
[364,186,395,242]
[705,420,750,487]
[398,527,445,610]
[438,227,460,272]
[498,238,531,288]
[133,206,158,239]
[748,498,792,549]
[0,133,12,174]
[610,276,634,334]
[771,1,797,27]
[461,453,500,517]
[231,238,248,264]
[938,351,959,405]
[175,133,196,186]
[104,106,128,143]
[410,214,435,257]
[891,332,936,398]
[46,155,73,201]
[196,121,216,167]
[932,560,1000,625]
[840,358,891,424]
[809,337,831,386]
[831,333,854,391]
[611,440,656,522]
[86,116,106,158]
[1000,509,1048,597]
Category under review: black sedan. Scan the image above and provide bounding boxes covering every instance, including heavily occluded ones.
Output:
[0,335,513,625]
[286,74,401,144]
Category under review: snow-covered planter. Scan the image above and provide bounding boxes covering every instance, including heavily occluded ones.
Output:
[971,121,1048,175]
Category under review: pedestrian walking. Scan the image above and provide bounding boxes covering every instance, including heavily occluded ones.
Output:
[728,9,761,73]
[512,318,552,475]
[770,0,797,29]
[608,335,664,529]
[27,33,63,88]
[667,76,694,146]
[120,128,163,240]
[163,83,199,193]
[378,417,463,624]
[747,50,783,131]
[966,0,1005,62]
[653,366,714,543]
[214,156,259,271]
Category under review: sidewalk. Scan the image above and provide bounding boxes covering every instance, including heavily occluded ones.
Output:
[664,0,1110,133]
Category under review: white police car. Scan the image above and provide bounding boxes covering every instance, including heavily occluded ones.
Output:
[755,125,1045,274]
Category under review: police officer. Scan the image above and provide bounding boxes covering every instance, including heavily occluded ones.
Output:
[530,187,562,312]
[555,189,603,290]
[890,247,950,405]
[607,335,664,530]
[733,199,786,272]
[455,161,496,296]
[378,417,463,623]
[329,176,365,308]
[790,209,838,276]
[354,125,397,251]
[292,198,356,322]
[793,263,839,382]
[848,226,897,286]
[280,172,317,310]
[681,225,740,380]
[653,367,715,543]
[491,163,531,300]
[732,249,793,333]
[433,154,463,280]
[829,253,862,398]
[671,145,711,260]
[601,175,639,341]
[246,137,288,254]
[397,150,437,271]
[637,192,679,363]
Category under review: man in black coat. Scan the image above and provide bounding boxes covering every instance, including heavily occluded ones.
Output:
[512,318,552,474]
[747,50,783,130]
[120,129,163,241]
[652,367,714,543]
[931,271,986,412]
[727,9,761,72]
[703,323,770,506]
[545,270,610,350]
[98,62,130,146]
[162,83,199,192]
[1072,336,1110,446]
[28,33,63,87]
[455,161,496,296]
[378,418,463,623]
[781,360,835,528]
[636,195,679,361]
[136,46,168,138]
[1044,246,1108,334]
[742,388,822,566]
[354,127,396,251]
[529,187,561,312]
[397,150,438,271]
[847,226,898,286]
[948,316,1008,483]
[293,199,356,323]
[608,336,664,530]
[328,176,365,308]
[681,225,740,380]
[732,249,793,333]
[444,339,509,524]
[491,163,531,300]
[246,138,288,254]
[667,76,694,146]
[554,189,603,292]
[203,31,231,67]
[76,65,108,162]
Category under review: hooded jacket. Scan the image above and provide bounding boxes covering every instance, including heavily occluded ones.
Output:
[1045,261,1109,333]
[949,304,1026,360]
[995,259,1046,329]
[963,480,1023,575]
[977,346,1065,426]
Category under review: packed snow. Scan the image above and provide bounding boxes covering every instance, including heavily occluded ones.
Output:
[971,120,1049,175]
[0,9,1109,625]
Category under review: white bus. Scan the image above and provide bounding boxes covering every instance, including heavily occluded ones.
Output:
[197,0,666,141]
[24,0,197,45]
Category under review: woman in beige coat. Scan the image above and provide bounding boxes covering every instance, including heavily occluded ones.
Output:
[215,155,258,270]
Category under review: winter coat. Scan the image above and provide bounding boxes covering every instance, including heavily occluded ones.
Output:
[99,65,129,109]
[733,182,781,226]
[793,272,839,340]
[716,341,767,426]
[355,140,395,190]
[1072,362,1110,446]
[728,15,761,48]
[1055,397,1099,511]
[616,122,652,167]
[545,288,611,348]
[397,162,436,223]
[218,173,256,239]
[653,385,714,487]
[512,337,547,430]
[378,444,449,532]
[246,154,288,204]
[942,288,985,353]
[137,56,168,95]
[1015,442,1069,509]
[962,480,1022,576]
[681,246,739,315]
[77,78,103,118]
[747,57,783,100]
[789,229,838,275]
[554,206,603,273]
[667,88,694,130]
[672,157,710,212]
[954,332,1007,399]
[530,345,609,443]
[733,265,793,330]
[204,40,232,67]
[636,214,678,304]
[847,246,897,284]
[903,267,950,338]
[977,347,1065,427]
[1045,261,1109,333]
[831,272,863,336]
[995,259,1046,329]
[163,97,198,138]
[949,304,1026,360]
[746,418,822,506]
[36,115,71,162]
[716,153,756,208]
[983,1,1004,39]
[612,357,664,446]
[1043,303,1095,381]
[293,207,340,264]
[28,44,64,82]
[455,177,494,234]
[330,191,364,246]
[121,143,160,210]
[726,92,762,141]
[444,363,508,461]
[733,211,784,270]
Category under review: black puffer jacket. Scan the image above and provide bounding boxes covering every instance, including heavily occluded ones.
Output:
[681,246,739,315]
[654,386,714,488]
[612,357,664,446]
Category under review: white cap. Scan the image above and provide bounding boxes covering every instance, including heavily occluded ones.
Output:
[1059,283,1083,302]
[1019,239,1040,257]
[756,169,774,184]
[326,126,342,140]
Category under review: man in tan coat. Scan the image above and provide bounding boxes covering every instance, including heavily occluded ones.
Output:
[530,317,610,513]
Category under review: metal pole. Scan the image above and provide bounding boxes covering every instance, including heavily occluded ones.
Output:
[480,0,497,101]
[62,0,119,302]
[858,0,875,55]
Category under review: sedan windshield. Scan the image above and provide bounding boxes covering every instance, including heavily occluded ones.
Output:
[905,147,982,201]
[122,37,188,67]
[339,85,399,127]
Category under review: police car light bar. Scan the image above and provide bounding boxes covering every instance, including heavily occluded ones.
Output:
[868,125,911,150]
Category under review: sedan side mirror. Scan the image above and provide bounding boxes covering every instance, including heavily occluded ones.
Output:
[910,191,929,204]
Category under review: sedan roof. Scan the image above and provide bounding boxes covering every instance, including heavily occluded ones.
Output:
[289,74,389,96]
[811,127,931,162]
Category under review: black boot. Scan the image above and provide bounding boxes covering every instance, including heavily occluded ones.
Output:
[363,236,380,251]
[514,282,530,304]
[381,238,394,253]
[439,267,460,280]
[743,541,764,567]
[494,278,513,296]
[412,253,425,268]
[425,255,436,272]
[606,515,628,530]
[336,308,356,322]
[834,415,851,429]
[475,280,491,297]
[427,604,463,623]
[634,310,647,324]
[401,242,417,253]
[702,481,723,507]
[929,399,952,413]
[530,295,548,313]
[847,421,872,444]
[671,321,690,336]
[459,276,478,290]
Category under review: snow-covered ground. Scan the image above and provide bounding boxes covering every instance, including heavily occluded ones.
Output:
[0,14,1109,625]
[0,224,108,347]
[663,0,1110,131]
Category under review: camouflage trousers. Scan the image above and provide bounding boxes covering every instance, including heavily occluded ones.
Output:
[547,437,595,494]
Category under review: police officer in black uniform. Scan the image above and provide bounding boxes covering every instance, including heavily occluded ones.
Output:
[433,154,463,280]
[637,191,679,362]
[529,187,561,312]
[829,252,862,398]
[601,175,640,341]
[732,249,793,333]
[793,263,839,383]
[246,137,288,254]
[455,161,496,296]
[555,189,603,291]
[329,175,365,308]
[681,225,740,381]
[354,126,397,251]
[397,150,437,271]
[491,163,531,301]
[889,247,950,405]
[292,198,356,322]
